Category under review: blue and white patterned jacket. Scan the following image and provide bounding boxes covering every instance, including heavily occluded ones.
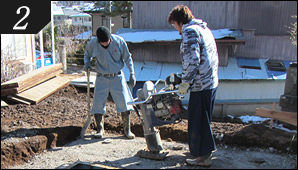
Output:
[180,18,219,92]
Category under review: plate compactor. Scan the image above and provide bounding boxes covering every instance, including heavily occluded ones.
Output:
[128,74,186,160]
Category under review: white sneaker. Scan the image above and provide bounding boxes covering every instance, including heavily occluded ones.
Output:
[186,155,212,167]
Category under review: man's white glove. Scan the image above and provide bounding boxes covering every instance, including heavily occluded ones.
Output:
[129,74,136,87]
[178,83,190,94]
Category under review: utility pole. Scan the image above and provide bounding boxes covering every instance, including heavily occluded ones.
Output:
[39,30,44,68]
[109,1,112,32]
[51,1,55,64]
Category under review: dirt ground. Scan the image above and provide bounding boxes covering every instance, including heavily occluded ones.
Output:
[1,80,297,169]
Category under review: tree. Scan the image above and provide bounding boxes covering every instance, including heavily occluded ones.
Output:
[288,15,297,47]
[35,23,59,52]
[95,1,133,28]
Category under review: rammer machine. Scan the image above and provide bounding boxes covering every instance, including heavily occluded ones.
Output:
[128,73,186,160]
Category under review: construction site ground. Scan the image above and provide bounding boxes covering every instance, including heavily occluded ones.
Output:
[1,74,297,169]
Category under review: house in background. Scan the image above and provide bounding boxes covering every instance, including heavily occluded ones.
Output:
[118,1,297,117]
[69,13,92,30]
[53,3,93,30]
[82,2,131,34]
[53,3,69,26]
[1,34,36,81]
[1,2,93,81]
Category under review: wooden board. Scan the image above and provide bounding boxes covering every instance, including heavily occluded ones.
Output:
[17,69,63,93]
[1,63,63,93]
[1,100,8,107]
[56,161,119,169]
[16,76,70,104]
[256,107,297,126]
[1,88,17,97]
[0,82,18,89]
[7,95,31,105]
[1,69,62,96]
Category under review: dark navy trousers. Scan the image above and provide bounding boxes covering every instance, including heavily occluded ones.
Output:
[187,87,217,157]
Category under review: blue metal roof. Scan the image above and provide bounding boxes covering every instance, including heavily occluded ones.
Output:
[218,57,288,80]
[69,13,91,17]
[116,28,244,43]
[122,57,291,82]
[122,61,181,81]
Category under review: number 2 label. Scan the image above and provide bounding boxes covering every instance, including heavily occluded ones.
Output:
[13,6,30,30]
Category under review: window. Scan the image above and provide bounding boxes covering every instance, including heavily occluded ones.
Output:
[237,57,261,70]
[1,34,27,60]
[265,59,286,72]
[102,17,108,27]
[121,15,129,28]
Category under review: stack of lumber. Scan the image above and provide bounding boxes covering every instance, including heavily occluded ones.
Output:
[1,63,70,106]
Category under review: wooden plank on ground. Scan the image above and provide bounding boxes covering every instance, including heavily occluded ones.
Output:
[0,82,18,89]
[256,107,297,126]
[1,88,17,97]
[1,63,63,92]
[57,161,120,169]
[15,76,70,104]
[17,69,63,93]
[1,69,62,96]
[1,100,9,107]
[7,95,31,105]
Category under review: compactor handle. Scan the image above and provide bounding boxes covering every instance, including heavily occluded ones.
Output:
[127,90,178,105]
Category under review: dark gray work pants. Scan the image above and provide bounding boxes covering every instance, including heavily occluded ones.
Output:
[188,87,217,157]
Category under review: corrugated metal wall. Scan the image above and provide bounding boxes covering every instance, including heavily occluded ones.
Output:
[133,1,239,29]
[129,43,181,63]
[129,43,229,66]
[133,1,297,34]
[236,30,297,61]
[238,1,297,35]
[131,1,297,62]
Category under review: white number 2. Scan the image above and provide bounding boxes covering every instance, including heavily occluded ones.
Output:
[13,6,30,30]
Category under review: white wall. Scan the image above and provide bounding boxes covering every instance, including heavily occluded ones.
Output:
[216,79,285,117]
[180,79,286,117]
[216,79,285,101]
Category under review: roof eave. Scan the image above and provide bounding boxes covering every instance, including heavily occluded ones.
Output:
[128,39,246,45]
[216,39,246,45]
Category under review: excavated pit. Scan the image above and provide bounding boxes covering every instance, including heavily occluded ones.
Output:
[1,85,297,169]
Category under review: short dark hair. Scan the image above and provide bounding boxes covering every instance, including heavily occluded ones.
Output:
[168,5,194,25]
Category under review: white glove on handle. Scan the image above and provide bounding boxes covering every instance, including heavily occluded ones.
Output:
[129,74,136,87]
[178,83,190,94]
[169,84,175,90]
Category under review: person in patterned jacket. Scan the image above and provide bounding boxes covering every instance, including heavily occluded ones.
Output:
[168,5,219,167]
